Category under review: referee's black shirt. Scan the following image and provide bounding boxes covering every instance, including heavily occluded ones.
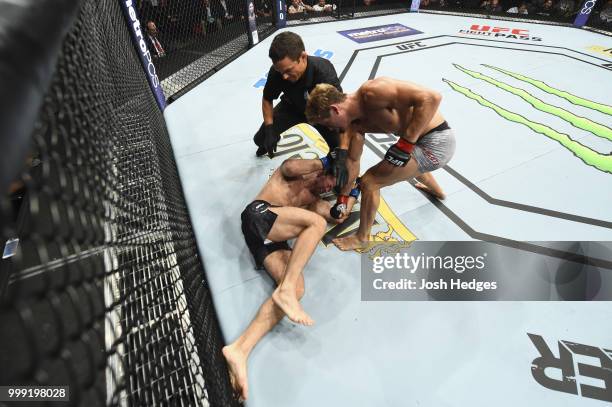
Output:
[263,55,342,114]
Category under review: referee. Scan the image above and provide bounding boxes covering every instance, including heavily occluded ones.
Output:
[253,31,342,159]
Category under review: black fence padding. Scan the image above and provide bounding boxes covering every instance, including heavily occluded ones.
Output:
[0,0,238,406]
[0,0,80,199]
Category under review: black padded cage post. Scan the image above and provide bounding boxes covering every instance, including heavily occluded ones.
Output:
[0,0,237,406]
[335,0,356,19]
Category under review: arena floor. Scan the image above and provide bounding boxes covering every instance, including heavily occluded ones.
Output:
[164,12,612,407]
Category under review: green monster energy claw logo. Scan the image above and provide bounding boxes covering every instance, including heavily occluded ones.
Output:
[444,64,612,174]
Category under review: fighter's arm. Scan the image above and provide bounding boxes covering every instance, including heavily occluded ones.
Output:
[308,199,337,223]
[308,197,357,224]
[396,81,441,143]
[337,130,351,150]
[280,158,324,179]
[315,59,354,191]
[336,129,363,195]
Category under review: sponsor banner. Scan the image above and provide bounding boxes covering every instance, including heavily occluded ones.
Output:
[574,0,598,27]
[274,0,286,28]
[245,0,259,46]
[361,241,612,301]
[120,0,166,111]
[338,24,423,44]
[459,24,542,41]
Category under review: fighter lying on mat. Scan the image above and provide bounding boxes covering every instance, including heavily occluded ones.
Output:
[223,157,358,401]
[306,77,456,250]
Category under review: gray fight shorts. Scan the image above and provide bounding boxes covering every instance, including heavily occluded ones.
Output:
[411,121,456,173]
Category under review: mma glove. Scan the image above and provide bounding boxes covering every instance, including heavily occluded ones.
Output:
[330,180,360,219]
[330,194,349,219]
[320,155,332,172]
[263,124,279,158]
[329,147,349,192]
[384,138,415,167]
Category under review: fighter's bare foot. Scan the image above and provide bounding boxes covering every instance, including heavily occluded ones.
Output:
[333,234,369,251]
[222,344,249,401]
[414,182,446,200]
[272,287,314,326]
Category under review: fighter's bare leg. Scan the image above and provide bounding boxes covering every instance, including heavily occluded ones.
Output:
[267,207,326,325]
[223,250,303,401]
[334,159,421,251]
[414,172,445,199]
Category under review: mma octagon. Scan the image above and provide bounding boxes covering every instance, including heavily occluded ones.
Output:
[285,36,612,254]
[359,37,612,229]
[351,35,611,78]
[343,36,611,403]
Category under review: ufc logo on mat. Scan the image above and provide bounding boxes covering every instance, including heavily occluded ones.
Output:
[528,333,612,402]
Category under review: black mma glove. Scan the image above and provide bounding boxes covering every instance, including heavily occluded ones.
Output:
[384,138,415,167]
[263,124,279,158]
[330,147,349,192]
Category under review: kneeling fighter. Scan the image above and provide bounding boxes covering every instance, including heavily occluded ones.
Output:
[223,158,358,401]
[306,77,456,250]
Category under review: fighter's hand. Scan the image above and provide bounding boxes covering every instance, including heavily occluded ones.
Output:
[384,138,415,167]
[329,182,360,221]
[330,195,349,220]
[263,124,279,158]
[330,148,349,192]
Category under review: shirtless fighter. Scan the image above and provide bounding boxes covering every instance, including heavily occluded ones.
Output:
[305,77,456,250]
[223,157,358,401]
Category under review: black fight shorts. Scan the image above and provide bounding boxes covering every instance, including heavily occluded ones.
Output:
[241,200,291,269]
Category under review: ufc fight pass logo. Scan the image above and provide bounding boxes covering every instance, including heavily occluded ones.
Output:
[459,25,542,41]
